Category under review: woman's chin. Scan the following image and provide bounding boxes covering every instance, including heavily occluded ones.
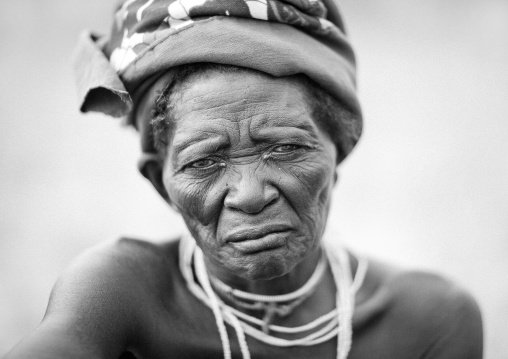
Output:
[234,252,295,281]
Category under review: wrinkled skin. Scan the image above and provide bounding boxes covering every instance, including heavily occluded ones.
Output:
[160,71,337,289]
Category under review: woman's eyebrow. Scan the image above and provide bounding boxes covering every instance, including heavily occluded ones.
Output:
[252,125,319,143]
[172,135,229,161]
[252,114,317,133]
[172,132,227,154]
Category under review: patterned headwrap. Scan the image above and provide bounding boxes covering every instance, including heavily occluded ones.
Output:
[74,0,362,160]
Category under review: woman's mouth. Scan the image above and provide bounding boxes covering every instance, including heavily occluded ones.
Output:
[225,226,292,253]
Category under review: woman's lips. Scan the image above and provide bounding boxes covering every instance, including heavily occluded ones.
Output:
[225,224,292,242]
[226,227,292,253]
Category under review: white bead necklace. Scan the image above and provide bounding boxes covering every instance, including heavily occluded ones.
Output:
[209,250,328,332]
[178,235,368,359]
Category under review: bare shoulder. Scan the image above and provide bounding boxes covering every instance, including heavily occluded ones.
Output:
[11,237,181,358]
[386,267,482,325]
[357,257,483,358]
[393,269,482,358]
[47,236,181,316]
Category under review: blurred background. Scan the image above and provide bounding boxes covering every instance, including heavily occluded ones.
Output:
[0,0,506,357]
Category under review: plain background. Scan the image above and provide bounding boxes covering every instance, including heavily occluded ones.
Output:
[0,0,507,357]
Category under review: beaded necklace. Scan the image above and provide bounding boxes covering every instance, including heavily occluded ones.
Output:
[209,250,328,333]
[179,235,368,359]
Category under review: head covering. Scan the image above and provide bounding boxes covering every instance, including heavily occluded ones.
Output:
[74,0,362,160]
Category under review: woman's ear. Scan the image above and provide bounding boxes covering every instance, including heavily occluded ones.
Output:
[333,168,339,186]
[138,153,173,206]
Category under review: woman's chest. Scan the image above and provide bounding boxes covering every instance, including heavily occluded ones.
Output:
[131,291,339,359]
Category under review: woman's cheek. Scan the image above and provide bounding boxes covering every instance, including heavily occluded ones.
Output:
[285,157,334,206]
[167,174,224,226]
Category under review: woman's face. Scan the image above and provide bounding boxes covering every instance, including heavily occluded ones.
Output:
[161,71,337,280]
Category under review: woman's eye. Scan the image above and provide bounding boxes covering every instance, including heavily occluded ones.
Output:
[273,144,299,153]
[189,158,216,169]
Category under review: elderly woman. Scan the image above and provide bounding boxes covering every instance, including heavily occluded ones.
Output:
[5,0,482,358]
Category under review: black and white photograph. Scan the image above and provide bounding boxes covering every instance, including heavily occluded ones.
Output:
[1,1,507,358]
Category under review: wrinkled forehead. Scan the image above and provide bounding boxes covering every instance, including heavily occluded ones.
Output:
[134,69,316,152]
[173,73,309,119]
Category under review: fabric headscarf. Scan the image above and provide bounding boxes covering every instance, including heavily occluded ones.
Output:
[74,0,362,161]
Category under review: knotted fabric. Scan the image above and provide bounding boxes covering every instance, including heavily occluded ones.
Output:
[74,0,362,158]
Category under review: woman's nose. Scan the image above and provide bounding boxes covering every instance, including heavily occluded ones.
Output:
[224,166,279,214]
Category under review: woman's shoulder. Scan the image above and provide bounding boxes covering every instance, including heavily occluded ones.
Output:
[48,236,183,303]
[367,259,480,321]
[355,256,479,309]
[44,237,184,332]
[4,238,185,358]
[353,256,483,358]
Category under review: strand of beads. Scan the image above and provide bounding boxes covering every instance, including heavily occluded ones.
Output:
[179,235,368,359]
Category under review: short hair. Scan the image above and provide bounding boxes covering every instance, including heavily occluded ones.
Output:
[150,63,360,162]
